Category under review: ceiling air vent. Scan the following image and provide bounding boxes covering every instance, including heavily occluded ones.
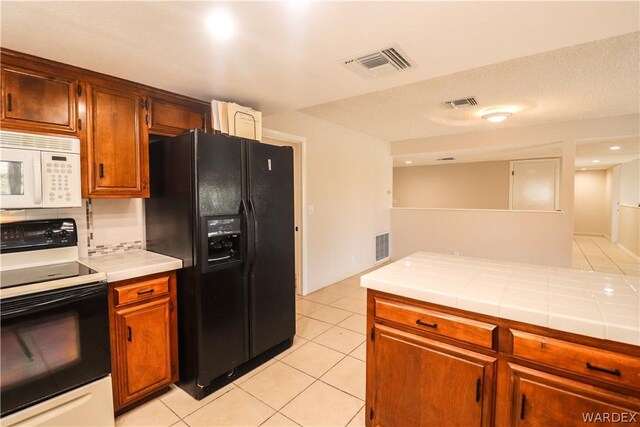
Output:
[341,43,416,79]
[445,97,478,109]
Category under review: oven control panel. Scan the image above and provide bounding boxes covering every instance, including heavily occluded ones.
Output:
[0,218,78,253]
[42,152,82,208]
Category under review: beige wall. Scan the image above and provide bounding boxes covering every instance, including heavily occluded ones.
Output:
[264,111,392,293]
[391,139,575,267]
[393,161,510,209]
[574,170,607,235]
[618,205,640,257]
[391,208,571,266]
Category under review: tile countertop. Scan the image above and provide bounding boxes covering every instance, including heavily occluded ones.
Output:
[79,250,183,282]
[361,252,640,346]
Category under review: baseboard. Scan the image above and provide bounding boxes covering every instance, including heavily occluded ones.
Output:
[573,232,606,237]
[615,243,640,262]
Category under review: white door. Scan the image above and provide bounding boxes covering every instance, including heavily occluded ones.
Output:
[610,164,621,243]
[510,159,560,211]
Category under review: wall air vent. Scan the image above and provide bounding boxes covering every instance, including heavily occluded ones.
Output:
[342,44,416,79]
[437,157,455,161]
[375,232,390,263]
[446,97,478,109]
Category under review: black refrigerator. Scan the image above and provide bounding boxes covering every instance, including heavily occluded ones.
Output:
[145,130,295,399]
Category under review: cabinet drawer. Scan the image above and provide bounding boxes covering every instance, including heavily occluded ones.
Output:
[374,298,497,349]
[114,276,170,307]
[511,330,640,390]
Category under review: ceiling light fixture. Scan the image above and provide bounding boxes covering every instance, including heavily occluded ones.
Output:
[609,146,621,150]
[481,112,513,123]
[207,10,236,41]
[405,160,413,165]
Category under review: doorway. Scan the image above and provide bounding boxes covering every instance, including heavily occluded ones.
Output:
[262,130,306,295]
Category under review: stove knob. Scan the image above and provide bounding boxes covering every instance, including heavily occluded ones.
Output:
[59,230,69,240]
[44,229,54,239]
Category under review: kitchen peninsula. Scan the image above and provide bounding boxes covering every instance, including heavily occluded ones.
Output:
[362,252,640,426]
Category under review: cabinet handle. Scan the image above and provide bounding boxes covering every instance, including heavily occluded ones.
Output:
[520,394,526,420]
[145,114,149,127]
[586,362,621,377]
[415,319,438,329]
[78,118,82,130]
[127,326,132,342]
[7,93,12,112]
[475,379,481,402]
[137,288,154,295]
[99,163,104,178]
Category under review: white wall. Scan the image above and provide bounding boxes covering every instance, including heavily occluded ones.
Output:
[264,111,392,293]
[393,161,510,209]
[620,158,640,206]
[574,170,607,235]
[391,208,571,266]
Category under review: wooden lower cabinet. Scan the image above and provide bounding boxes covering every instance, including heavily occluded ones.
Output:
[370,325,495,427]
[109,271,178,411]
[508,364,640,427]
[367,290,640,427]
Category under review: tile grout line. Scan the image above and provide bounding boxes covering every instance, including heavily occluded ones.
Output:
[591,236,631,275]
[574,237,596,272]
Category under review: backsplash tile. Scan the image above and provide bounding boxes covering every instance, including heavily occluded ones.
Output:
[1,198,145,258]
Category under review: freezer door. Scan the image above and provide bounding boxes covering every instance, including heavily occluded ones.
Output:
[246,140,295,357]
[196,132,243,217]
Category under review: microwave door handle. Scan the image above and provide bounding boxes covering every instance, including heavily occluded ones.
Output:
[33,154,42,205]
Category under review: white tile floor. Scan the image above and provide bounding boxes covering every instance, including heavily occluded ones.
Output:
[572,235,640,276]
[116,271,373,427]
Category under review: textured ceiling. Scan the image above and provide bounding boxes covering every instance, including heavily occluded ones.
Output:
[575,136,640,170]
[1,1,638,118]
[303,32,640,142]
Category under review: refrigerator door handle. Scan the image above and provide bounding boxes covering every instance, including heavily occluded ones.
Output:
[246,198,258,267]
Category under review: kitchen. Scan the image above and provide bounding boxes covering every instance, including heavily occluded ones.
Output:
[0,2,639,427]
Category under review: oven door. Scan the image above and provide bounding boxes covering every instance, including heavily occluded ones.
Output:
[0,148,42,209]
[0,282,111,417]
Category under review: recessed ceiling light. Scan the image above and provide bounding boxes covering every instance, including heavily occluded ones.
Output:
[609,146,621,150]
[405,160,413,165]
[207,10,236,41]
[481,111,513,123]
[592,160,601,163]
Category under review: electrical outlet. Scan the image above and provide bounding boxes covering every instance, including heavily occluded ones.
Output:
[454,251,460,256]
[351,255,355,264]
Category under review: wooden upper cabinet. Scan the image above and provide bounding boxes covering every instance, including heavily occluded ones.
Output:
[1,65,79,135]
[147,98,207,137]
[85,83,149,198]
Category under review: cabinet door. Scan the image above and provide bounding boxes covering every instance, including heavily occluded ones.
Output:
[369,325,495,427]
[114,296,172,406]
[147,98,207,136]
[508,364,640,427]
[1,65,78,135]
[85,83,149,197]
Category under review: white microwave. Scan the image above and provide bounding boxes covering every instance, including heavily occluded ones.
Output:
[0,131,82,209]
